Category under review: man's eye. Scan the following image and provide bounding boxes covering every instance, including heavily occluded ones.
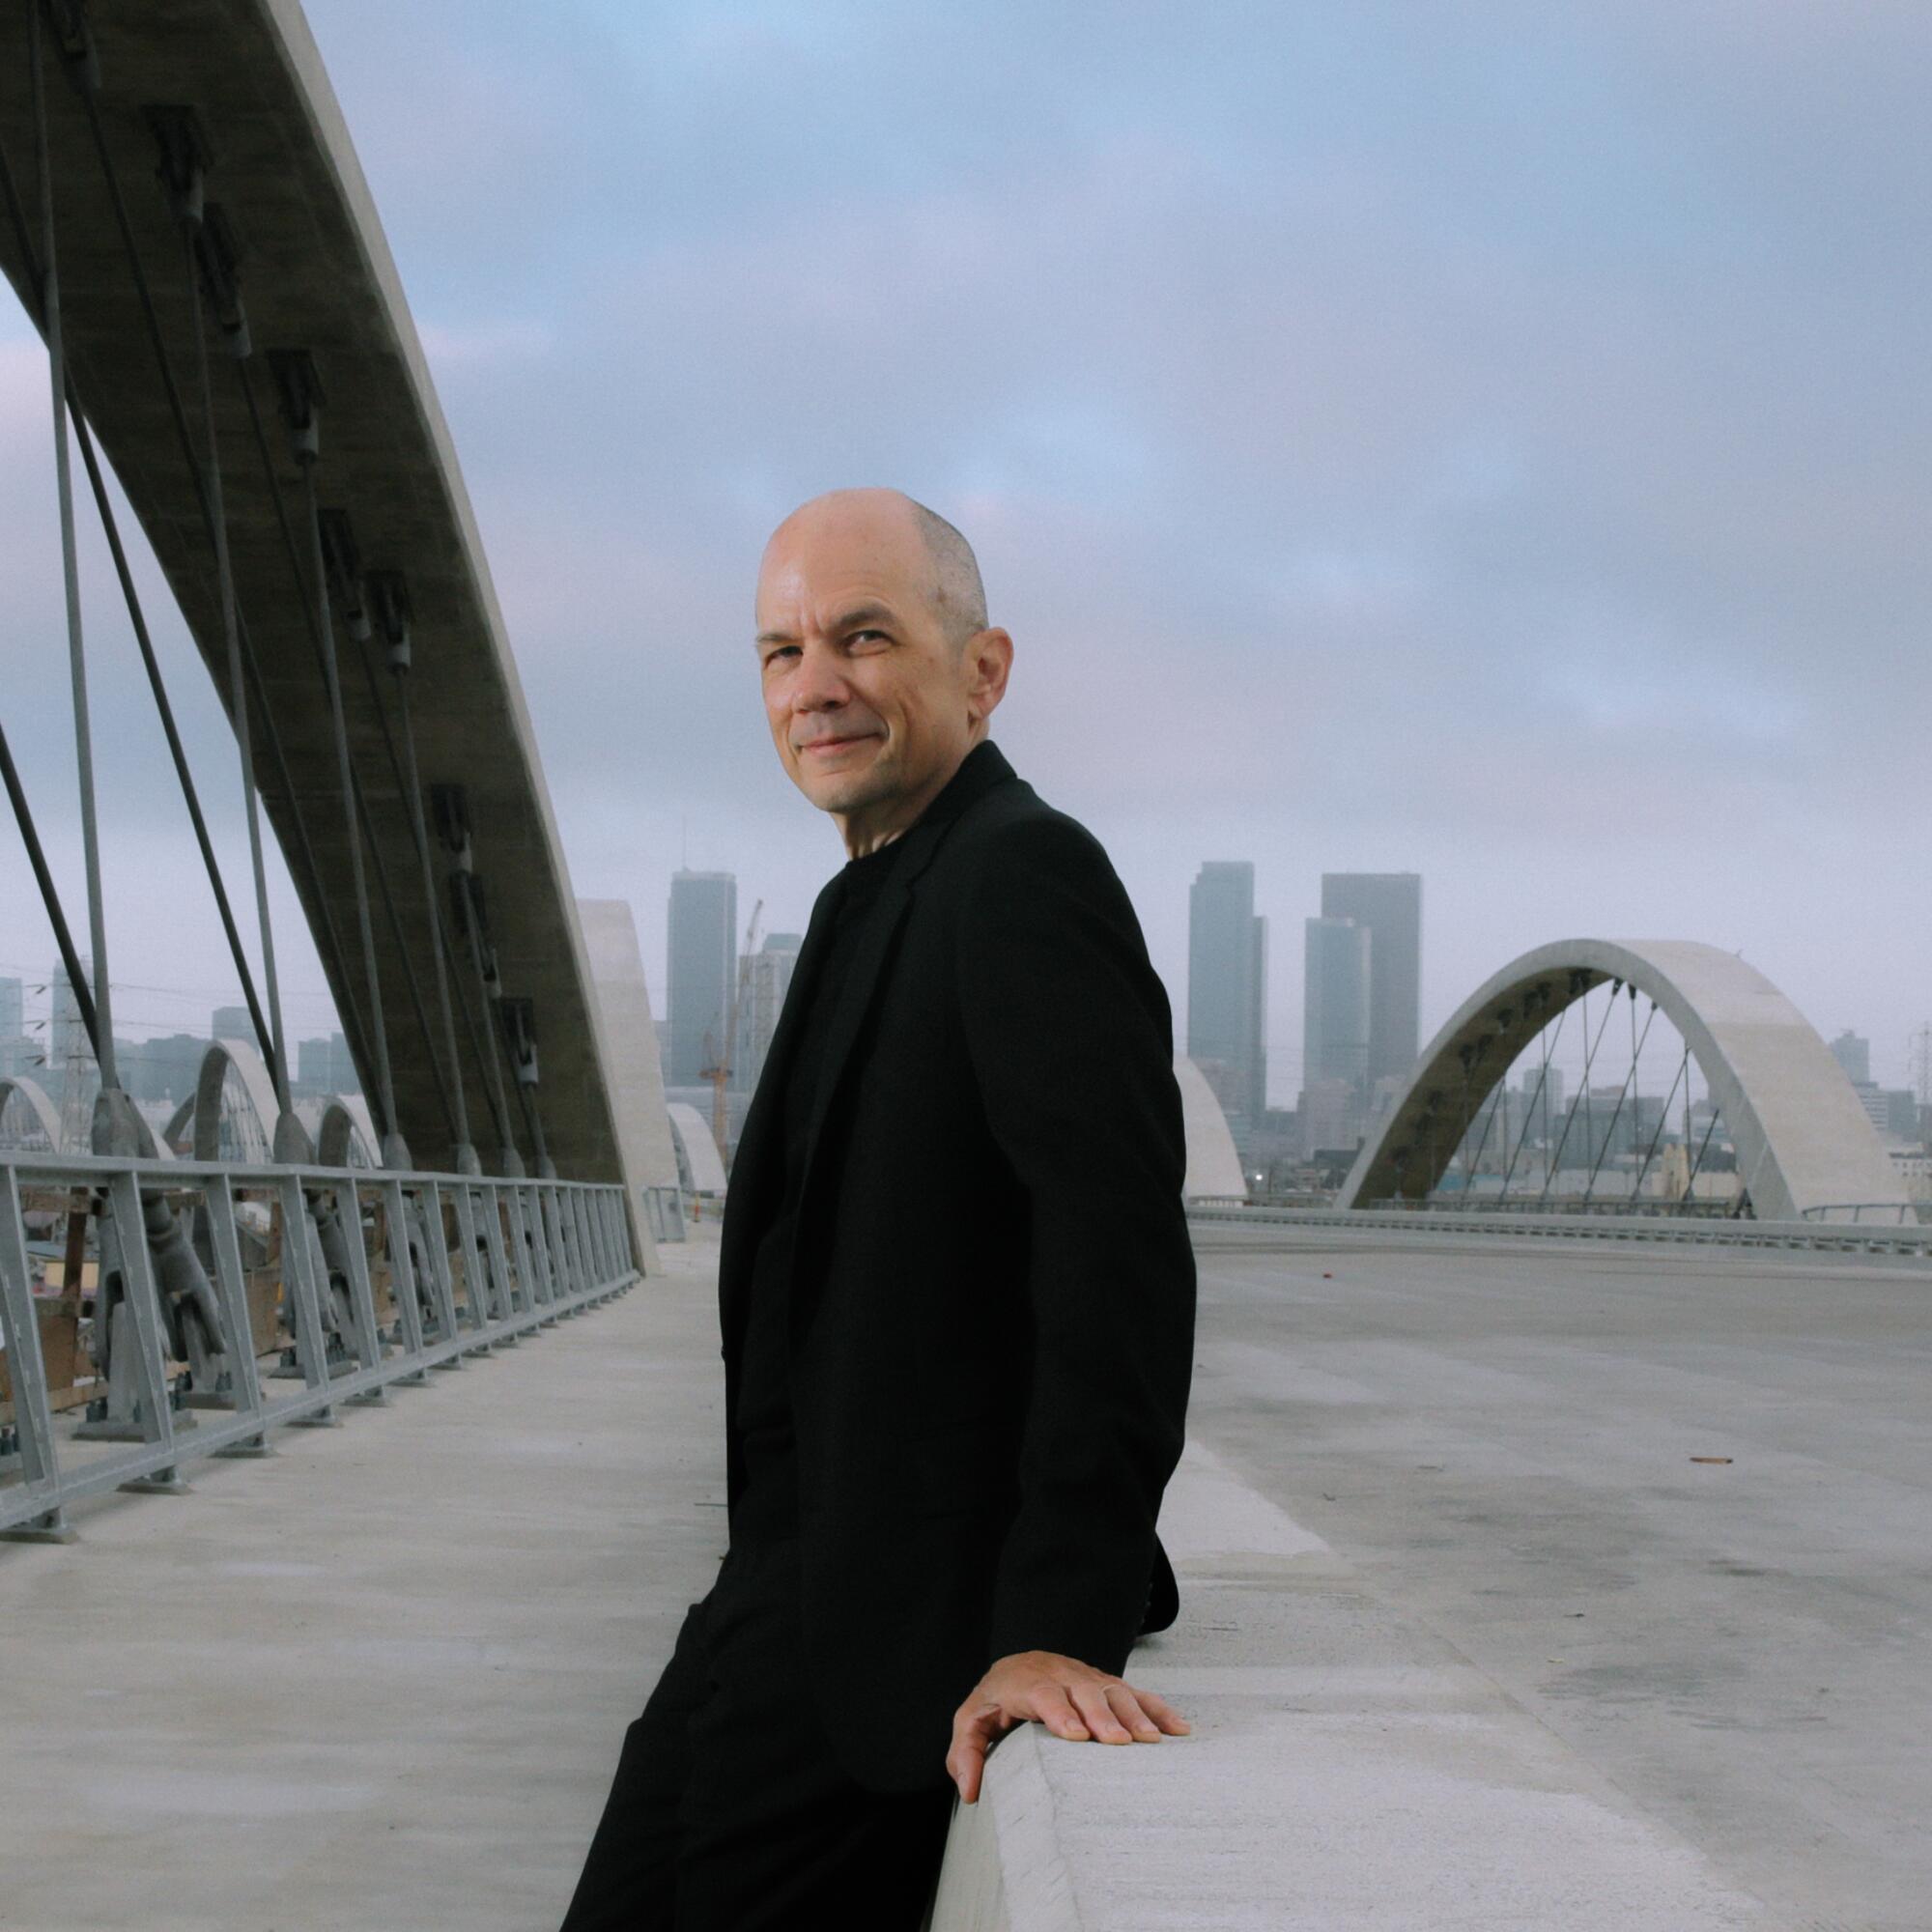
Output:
[850,630,889,646]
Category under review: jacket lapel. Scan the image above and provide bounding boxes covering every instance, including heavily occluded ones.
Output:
[792,741,1019,1263]
[718,868,843,1355]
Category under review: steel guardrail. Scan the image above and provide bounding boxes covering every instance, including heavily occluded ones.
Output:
[0,1151,639,1539]
[1185,1201,1932,1258]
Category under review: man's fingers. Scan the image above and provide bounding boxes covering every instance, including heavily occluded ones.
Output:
[947,1732,986,1804]
[1028,1682,1092,1742]
[1125,1684,1192,1736]
[1068,1679,1134,1744]
[1103,1681,1165,1742]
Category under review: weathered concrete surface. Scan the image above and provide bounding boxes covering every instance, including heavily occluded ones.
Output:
[0,1237,730,1932]
[1182,1221,1932,1932]
[934,1436,1782,1931]
[3,1221,1924,1929]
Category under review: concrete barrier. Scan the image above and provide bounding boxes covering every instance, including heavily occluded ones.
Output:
[927,1439,1785,1931]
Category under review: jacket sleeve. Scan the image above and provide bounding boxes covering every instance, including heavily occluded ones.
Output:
[954,812,1197,1674]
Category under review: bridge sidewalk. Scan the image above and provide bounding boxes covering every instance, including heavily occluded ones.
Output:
[2,1229,1791,1930]
[0,1235,731,1932]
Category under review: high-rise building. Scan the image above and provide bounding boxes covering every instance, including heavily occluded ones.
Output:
[298,1032,358,1095]
[0,977,21,1040]
[211,1005,253,1042]
[1830,1030,1872,1088]
[738,932,804,1096]
[1320,873,1421,1088]
[51,957,92,1068]
[667,869,738,1087]
[1302,918,1371,1091]
[1187,862,1267,1132]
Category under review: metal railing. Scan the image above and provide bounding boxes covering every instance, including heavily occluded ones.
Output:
[0,1152,639,1540]
[1186,1201,1932,1258]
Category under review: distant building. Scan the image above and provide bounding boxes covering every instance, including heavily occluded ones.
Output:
[738,932,803,1096]
[211,1004,253,1041]
[667,870,738,1087]
[1186,862,1267,1139]
[51,957,92,1067]
[123,1032,207,1106]
[1515,1059,1561,1121]
[1320,873,1421,1089]
[298,1032,358,1095]
[0,974,31,1083]
[1302,917,1371,1091]
[1830,1030,1872,1088]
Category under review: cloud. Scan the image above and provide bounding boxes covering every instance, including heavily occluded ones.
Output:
[4,2,1927,1093]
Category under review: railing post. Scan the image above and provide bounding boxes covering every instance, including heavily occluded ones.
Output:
[201,1177,272,1451]
[335,1178,388,1402]
[377,1176,429,1381]
[102,1170,189,1491]
[0,1168,73,1539]
[275,1172,339,1422]
[479,1182,521,1341]
[416,1179,464,1364]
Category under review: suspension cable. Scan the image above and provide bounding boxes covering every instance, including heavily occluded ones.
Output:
[30,0,116,1090]
[1580,990,1656,1207]
[1498,992,1567,1203]
[1537,980,1620,1207]
[0,722,99,1055]
[55,89,375,1100]
[236,362,458,1147]
[1630,1044,1690,1206]
[0,113,274,1077]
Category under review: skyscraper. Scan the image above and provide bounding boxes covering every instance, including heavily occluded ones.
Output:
[1830,1030,1872,1088]
[0,977,21,1040]
[667,869,738,1086]
[738,932,804,1096]
[1302,917,1371,1089]
[1187,861,1267,1132]
[211,1005,253,1042]
[1320,873,1421,1088]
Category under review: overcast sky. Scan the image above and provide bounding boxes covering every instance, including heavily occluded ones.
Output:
[3,0,1927,1099]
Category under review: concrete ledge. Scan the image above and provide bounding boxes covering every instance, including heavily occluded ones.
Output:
[929,1439,1787,1931]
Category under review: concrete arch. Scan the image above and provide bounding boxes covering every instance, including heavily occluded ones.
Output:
[667,1103,728,1196]
[1337,940,1911,1224]
[314,1096,379,1170]
[185,1040,281,1165]
[0,4,632,1194]
[1173,1055,1246,1200]
[0,1076,64,1153]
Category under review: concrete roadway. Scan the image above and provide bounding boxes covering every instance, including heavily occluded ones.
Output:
[1,1221,1926,1928]
[1189,1222,1932,1932]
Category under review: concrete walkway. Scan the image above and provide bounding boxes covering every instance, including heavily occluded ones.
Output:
[0,1236,730,1932]
[5,1221,1916,1928]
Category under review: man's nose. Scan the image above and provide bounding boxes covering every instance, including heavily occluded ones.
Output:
[792,643,849,711]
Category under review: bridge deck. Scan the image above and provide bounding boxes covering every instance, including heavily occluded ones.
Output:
[3,1223,1927,1928]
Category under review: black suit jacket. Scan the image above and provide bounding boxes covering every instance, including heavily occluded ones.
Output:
[717,740,1196,1792]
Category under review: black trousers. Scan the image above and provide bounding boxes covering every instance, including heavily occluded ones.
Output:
[559,1538,956,1931]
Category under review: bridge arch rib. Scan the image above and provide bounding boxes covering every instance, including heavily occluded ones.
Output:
[1336,940,1910,1224]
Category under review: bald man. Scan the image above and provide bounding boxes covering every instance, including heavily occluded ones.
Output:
[561,490,1195,1931]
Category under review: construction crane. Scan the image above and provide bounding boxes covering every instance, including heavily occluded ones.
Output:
[698,899,762,1172]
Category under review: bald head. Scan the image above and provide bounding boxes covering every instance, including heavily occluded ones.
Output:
[767,488,987,650]
[754,486,1013,854]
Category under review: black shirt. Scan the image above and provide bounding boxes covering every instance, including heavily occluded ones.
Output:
[732,837,900,1546]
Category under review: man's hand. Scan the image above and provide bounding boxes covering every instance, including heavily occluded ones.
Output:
[946,1650,1190,1804]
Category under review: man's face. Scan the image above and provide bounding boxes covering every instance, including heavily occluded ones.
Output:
[754,496,1000,835]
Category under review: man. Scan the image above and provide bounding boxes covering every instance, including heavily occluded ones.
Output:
[562,489,1196,1930]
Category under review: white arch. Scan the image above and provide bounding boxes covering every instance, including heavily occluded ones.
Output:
[0,1076,64,1153]
[1338,939,1911,1224]
[188,1039,282,1164]
[1173,1055,1246,1200]
[667,1102,728,1195]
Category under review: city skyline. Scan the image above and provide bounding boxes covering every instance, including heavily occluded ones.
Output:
[1,2,1926,1105]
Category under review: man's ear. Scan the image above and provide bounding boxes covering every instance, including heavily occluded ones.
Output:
[966,627,1014,722]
